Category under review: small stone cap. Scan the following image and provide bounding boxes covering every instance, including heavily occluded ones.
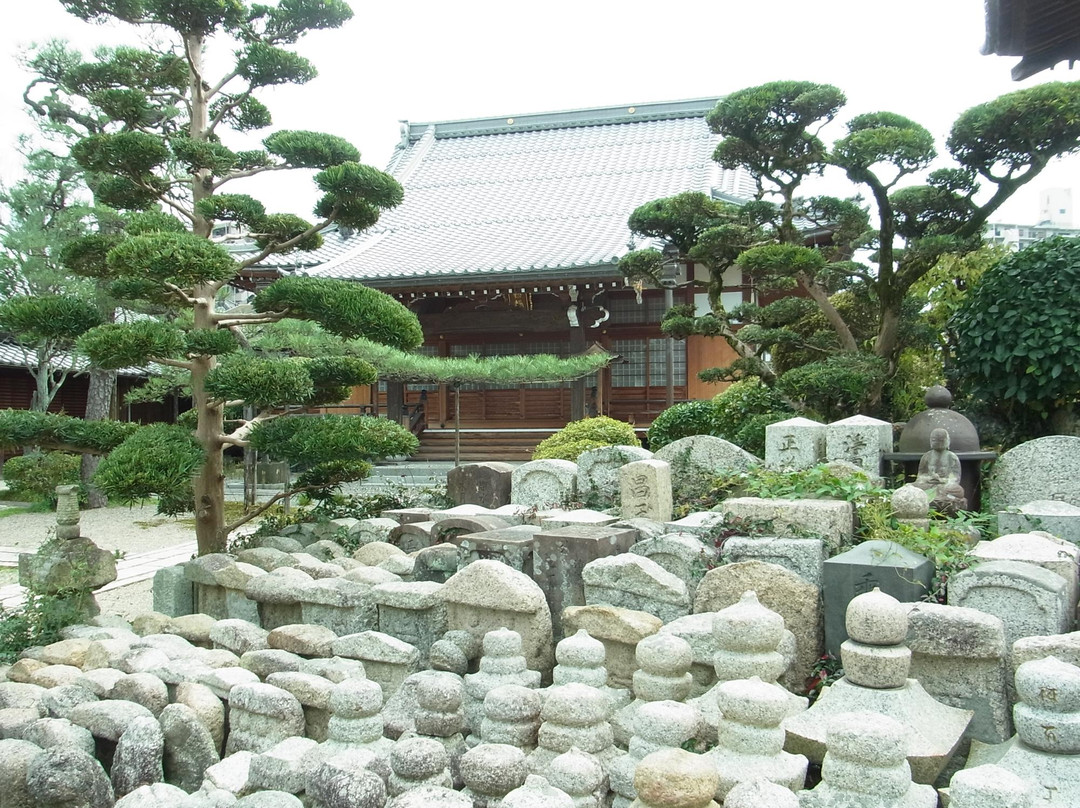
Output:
[501,774,575,808]
[556,629,606,668]
[484,684,541,722]
[948,764,1032,808]
[825,711,908,767]
[633,747,720,807]
[636,632,692,674]
[391,736,450,780]
[716,676,792,727]
[725,778,800,808]
[713,591,784,652]
[1014,655,1080,712]
[548,746,605,793]
[483,627,524,657]
[541,682,609,726]
[635,699,701,746]
[846,588,908,647]
[459,743,527,794]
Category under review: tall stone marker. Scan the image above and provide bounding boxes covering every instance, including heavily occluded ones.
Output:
[446,462,516,509]
[825,414,892,478]
[577,445,653,506]
[765,416,826,470]
[619,459,673,523]
[510,460,578,509]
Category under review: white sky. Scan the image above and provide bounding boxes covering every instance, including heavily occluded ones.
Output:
[1,0,1078,225]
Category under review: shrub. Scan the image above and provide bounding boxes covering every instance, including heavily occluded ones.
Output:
[647,400,723,451]
[532,416,640,462]
[712,379,792,456]
[2,452,81,506]
[775,353,887,422]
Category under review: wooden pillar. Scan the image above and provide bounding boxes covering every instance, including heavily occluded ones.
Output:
[386,381,405,423]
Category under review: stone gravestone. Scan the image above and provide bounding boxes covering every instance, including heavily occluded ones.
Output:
[582,553,691,623]
[437,560,555,678]
[619,459,673,523]
[654,435,761,501]
[721,536,825,588]
[631,533,712,597]
[822,540,934,656]
[947,560,1071,650]
[446,462,516,509]
[531,524,638,640]
[719,497,853,552]
[970,532,1080,617]
[825,414,892,478]
[453,525,541,576]
[577,445,654,507]
[997,500,1080,545]
[694,560,822,689]
[987,435,1080,509]
[510,460,578,509]
[765,416,825,471]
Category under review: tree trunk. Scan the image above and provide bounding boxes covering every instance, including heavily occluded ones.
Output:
[81,367,116,508]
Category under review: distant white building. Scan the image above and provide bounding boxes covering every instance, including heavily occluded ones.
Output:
[985,188,1080,249]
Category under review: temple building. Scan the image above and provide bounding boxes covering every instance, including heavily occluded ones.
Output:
[257,98,756,433]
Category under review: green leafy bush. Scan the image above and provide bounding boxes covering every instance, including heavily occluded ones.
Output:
[532,416,640,462]
[2,452,81,506]
[647,400,724,451]
[0,588,89,663]
[775,353,887,422]
[712,379,792,455]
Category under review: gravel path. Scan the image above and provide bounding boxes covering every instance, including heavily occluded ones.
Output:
[0,504,202,619]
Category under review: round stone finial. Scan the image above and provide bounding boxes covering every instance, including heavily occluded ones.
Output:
[548,746,605,796]
[636,633,692,675]
[713,591,785,651]
[845,588,908,646]
[633,747,719,807]
[891,484,929,520]
[726,778,801,808]
[826,712,907,767]
[501,774,574,808]
[556,629,606,668]
[484,627,523,657]
[459,743,527,796]
[484,684,541,722]
[541,683,608,727]
[634,700,701,747]
[330,677,383,717]
[716,676,791,727]
[1014,655,1080,712]
[948,765,1032,808]
[391,736,450,780]
[925,386,953,409]
[416,675,463,712]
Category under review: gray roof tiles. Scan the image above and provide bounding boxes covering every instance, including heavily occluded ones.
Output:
[255,99,754,285]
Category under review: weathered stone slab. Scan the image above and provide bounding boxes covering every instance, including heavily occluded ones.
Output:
[430,516,510,546]
[721,536,825,588]
[822,540,934,656]
[446,462,515,508]
[695,560,822,689]
[665,511,725,537]
[948,560,1071,650]
[539,509,620,530]
[906,601,1011,744]
[720,497,854,550]
[532,525,638,638]
[765,416,826,470]
[389,521,436,554]
[372,581,448,666]
[453,526,541,576]
[825,414,892,477]
[438,560,554,678]
[997,500,1080,545]
[332,631,420,699]
[562,605,663,689]
[631,533,712,597]
[654,435,760,501]
[971,532,1080,616]
[583,553,690,623]
[987,435,1080,509]
[577,445,654,507]
[510,460,578,509]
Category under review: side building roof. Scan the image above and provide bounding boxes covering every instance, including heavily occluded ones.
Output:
[256,98,754,288]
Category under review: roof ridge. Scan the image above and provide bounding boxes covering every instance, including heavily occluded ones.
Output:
[402,97,721,142]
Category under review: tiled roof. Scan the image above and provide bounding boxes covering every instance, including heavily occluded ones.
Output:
[0,340,149,377]
[260,99,754,286]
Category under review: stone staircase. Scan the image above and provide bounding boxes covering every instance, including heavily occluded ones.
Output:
[410,428,555,463]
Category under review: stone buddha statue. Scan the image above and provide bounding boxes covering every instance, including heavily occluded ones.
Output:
[913,428,967,514]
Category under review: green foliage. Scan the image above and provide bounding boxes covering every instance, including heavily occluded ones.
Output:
[263,130,361,169]
[315,162,404,210]
[738,243,826,282]
[532,416,640,461]
[0,586,93,664]
[205,356,314,407]
[253,213,322,252]
[93,424,203,516]
[2,452,81,505]
[712,379,793,455]
[832,111,936,180]
[71,130,170,177]
[254,277,423,349]
[0,295,103,344]
[776,353,888,421]
[856,499,973,603]
[952,236,1080,412]
[78,319,185,368]
[194,194,267,228]
[647,400,724,451]
[237,41,317,87]
[726,463,888,505]
[170,136,237,175]
[0,409,139,453]
[250,414,419,468]
[106,231,237,286]
[185,328,239,357]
